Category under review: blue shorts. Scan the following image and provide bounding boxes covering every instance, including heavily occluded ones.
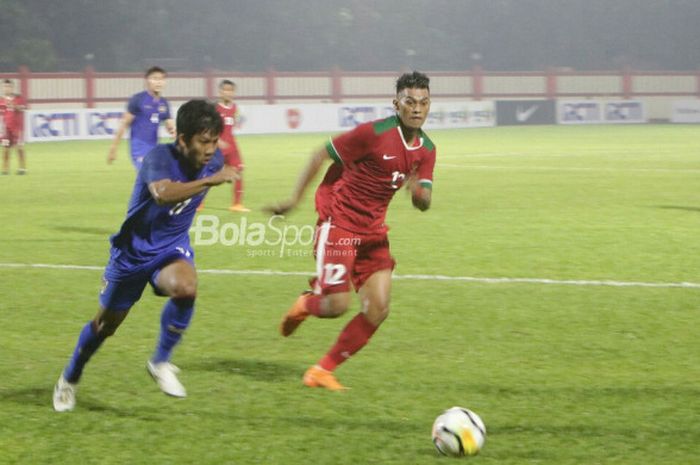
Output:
[99,247,194,312]
[130,139,157,170]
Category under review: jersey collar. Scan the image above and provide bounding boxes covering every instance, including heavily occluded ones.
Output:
[393,115,424,151]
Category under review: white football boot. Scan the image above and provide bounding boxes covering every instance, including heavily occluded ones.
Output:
[146,360,187,398]
[53,374,78,412]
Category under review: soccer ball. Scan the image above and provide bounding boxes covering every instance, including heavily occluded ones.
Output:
[431,407,486,457]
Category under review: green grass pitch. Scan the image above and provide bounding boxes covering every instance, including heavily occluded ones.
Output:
[0,125,698,464]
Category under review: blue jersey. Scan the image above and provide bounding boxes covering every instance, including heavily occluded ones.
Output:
[108,143,223,273]
[127,91,171,159]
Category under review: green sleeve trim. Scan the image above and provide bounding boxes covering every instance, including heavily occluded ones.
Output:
[373,115,399,135]
[325,140,344,165]
[419,180,433,189]
[421,132,435,151]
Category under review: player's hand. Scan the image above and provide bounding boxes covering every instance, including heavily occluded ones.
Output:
[208,165,239,185]
[107,147,118,164]
[263,198,298,216]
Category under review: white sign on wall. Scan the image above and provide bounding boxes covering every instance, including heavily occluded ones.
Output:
[557,100,646,124]
[671,100,700,123]
[24,102,496,143]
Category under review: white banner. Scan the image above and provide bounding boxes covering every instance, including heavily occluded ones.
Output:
[25,102,495,142]
[671,100,700,123]
[557,100,646,124]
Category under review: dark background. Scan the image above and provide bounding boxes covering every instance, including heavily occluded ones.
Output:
[1,0,698,72]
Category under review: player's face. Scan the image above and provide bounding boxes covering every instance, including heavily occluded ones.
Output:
[146,72,166,95]
[181,130,220,169]
[219,84,236,103]
[3,83,13,96]
[394,88,431,130]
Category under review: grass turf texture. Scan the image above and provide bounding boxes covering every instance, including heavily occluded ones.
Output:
[0,125,698,464]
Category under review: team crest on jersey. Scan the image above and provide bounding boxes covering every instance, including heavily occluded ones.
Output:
[159,105,167,113]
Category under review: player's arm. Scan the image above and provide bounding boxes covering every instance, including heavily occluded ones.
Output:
[265,147,331,215]
[107,112,135,164]
[164,118,175,137]
[409,180,432,211]
[407,150,435,211]
[148,166,239,205]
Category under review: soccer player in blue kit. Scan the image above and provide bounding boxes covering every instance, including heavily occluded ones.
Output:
[108,66,175,169]
[53,100,238,412]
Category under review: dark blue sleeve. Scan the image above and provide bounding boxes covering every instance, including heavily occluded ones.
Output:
[127,93,141,116]
[211,150,224,172]
[141,147,173,184]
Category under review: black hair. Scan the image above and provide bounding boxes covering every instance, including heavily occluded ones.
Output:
[396,71,430,94]
[219,79,236,88]
[3,79,12,85]
[176,99,223,144]
[145,66,167,78]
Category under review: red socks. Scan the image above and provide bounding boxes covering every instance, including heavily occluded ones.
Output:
[304,294,323,316]
[233,179,243,204]
[318,313,378,371]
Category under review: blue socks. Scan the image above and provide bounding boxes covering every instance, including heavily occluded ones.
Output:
[62,298,194,382]
[64,321,106,383]
[152,298,195,364]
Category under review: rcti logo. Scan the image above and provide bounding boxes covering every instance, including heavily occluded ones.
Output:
[88,111,123,135]
[339,106,376,127]
[31,113,80,137]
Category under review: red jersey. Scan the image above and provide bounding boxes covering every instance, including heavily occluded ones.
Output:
[316,115,436,235]
[216,101,238,154]
[1,94,25,130]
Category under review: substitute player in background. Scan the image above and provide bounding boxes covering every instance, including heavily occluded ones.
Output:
[266,71,435,390]
[53,100,238,412]
[108,66,175,170]
[1,79,27,175]
[216,79,249,212]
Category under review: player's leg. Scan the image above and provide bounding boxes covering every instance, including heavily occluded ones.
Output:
[54,274,145,412]
[147,259,197,397]
[228,153,250,212]
[313,269,390,372]
[304,237,394,390]
[62,307,131,383]
[2,143,9,174]
[280,221,354,336]
[16,135,26,174]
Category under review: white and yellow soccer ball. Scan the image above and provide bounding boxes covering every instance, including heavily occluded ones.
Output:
[431,406,486,457]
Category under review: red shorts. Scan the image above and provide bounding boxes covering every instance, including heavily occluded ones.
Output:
[2,127,23,147]
[312,220,395,295]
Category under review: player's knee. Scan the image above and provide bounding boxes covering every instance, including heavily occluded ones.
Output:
[324,293,351,317]
[169,279,197,300]
[364,299,390,326]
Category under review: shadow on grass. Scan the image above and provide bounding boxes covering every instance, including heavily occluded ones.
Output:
[0,386,164,421]
[187,357,305,382]
[656,205,700,213]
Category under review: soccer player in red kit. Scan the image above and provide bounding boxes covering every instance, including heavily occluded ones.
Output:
[267,71,435,390]
[215,80,249,212]
[1,79,27,175]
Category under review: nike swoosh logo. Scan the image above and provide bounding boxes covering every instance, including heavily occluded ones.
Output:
[382,154,397,160]
[516,105,539,122]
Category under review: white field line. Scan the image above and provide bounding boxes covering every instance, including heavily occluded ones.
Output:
[1,262,699,289]
[437,163,700,173]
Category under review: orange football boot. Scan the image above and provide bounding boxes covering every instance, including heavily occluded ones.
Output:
[279,293,311,337]
[228,204,251,212]
[303,365,347,391]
